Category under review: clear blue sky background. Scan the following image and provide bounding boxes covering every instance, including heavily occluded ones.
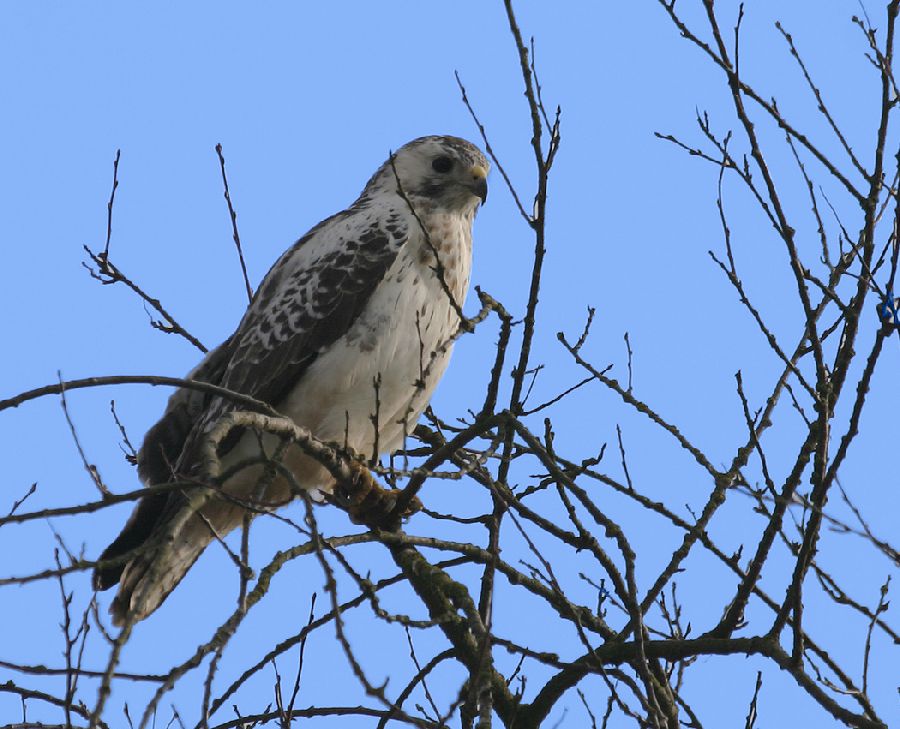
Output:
[1,2,896,727]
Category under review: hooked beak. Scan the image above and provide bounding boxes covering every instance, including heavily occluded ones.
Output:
[469,164,488,204]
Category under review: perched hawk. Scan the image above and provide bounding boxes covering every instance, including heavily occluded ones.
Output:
[94,136,489,624]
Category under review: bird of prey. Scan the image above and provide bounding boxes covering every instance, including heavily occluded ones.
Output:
[93,135,489,624]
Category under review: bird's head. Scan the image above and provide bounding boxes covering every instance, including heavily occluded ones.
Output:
[364,135,490,213]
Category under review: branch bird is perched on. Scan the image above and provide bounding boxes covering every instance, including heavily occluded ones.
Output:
[94,136,489,625]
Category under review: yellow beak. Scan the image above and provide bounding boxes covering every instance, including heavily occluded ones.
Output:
[470,165,488,203]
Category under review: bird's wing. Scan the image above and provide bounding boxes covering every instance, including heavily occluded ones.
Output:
[136,334,236,486]
[137,203,409,473]
[220,205,408,412]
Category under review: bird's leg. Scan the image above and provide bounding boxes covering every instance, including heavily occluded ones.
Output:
[340,460,422,529]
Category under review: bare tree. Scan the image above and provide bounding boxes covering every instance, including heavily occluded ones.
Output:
[1,1,898,727]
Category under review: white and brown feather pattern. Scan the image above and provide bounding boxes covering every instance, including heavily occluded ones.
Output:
[196,207,409,445]
[95,135,489,624]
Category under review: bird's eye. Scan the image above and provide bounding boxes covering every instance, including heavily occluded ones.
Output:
[431,156,454,174]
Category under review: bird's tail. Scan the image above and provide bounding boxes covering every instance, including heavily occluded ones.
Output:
[109,519,209,626]
[93,492,168,594]
[96,493,245,626]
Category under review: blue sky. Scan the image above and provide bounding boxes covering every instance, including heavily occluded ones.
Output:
[1,2,897,727]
